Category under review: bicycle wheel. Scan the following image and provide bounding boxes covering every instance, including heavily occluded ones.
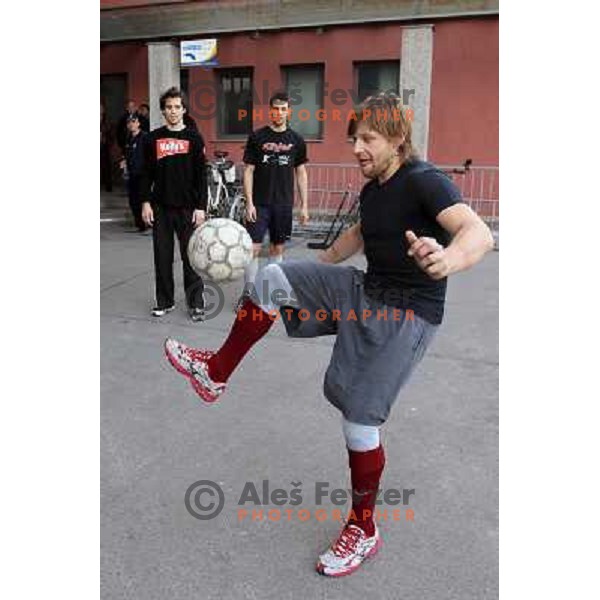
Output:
[215,185,232,219]
[207,184,220,218]
[228,193,246,224]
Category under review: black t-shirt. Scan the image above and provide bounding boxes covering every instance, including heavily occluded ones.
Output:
[140,126,208,210]
[360,159,463,325]
[243,126,308,206]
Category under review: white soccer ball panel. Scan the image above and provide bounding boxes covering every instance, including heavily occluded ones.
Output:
[188,233,209,274]
[193,248,209,271]
[241,232,253,253]
[188,218,253,281]
[208,240,227,263]
[209,217,229,229]
[228,244,252,269]
[208,261,232,282]
[200,223,217,245]
[218,222,241,246]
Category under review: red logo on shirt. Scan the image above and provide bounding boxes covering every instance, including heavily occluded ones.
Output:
[156,138,190,160]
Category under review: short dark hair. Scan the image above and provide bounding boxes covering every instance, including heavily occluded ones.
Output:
[269,92,290,107]
[139,103,150,111]
[159,87,187,111]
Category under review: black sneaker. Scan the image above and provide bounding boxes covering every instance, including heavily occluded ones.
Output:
[189,307,205,322]
[152,305,175,317]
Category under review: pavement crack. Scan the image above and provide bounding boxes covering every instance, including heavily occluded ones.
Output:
[101,267,158,294]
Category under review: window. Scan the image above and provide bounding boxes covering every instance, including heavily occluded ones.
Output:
[355,61,400,102]
[217,68,253,137]
[283,65,324,139]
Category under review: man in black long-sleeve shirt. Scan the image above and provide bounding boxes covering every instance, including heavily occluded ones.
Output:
[141,87,208,322]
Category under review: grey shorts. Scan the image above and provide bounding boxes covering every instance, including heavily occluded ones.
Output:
[279,260,438,426]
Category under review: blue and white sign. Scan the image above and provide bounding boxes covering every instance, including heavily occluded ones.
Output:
[181,39,218,67]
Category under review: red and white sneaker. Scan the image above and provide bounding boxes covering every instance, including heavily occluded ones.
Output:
[316,523,381,577]
[164,338,226,403]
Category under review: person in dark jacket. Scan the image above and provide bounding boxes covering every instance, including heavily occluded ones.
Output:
[116,99,137,152]
[140,87,208,322]
[120,113,148,232]
[100,103,114,192]
[138,103,151,132]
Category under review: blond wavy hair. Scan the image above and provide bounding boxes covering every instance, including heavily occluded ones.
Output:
[347,92,417,162]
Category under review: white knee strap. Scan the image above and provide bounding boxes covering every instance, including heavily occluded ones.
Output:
[342,418,381,451]
[253,263,297,313]
[244,257,260,286]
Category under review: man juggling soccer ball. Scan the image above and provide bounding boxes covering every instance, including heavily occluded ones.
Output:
[164,93,494,576]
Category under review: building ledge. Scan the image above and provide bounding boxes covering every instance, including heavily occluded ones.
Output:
[101,0,499,42]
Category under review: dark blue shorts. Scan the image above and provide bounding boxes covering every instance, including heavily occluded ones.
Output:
[245,204,293,245]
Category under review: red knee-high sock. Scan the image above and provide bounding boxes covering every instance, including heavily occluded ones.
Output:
[347,445,385,536]
[207,298,275,383]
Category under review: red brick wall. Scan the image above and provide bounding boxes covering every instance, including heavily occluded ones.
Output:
[186,23,404,163]
[428,18,499,166]
[100,18,498,167]
[100,43,148,106]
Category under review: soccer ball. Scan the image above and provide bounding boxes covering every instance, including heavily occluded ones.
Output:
[188,218,253,282]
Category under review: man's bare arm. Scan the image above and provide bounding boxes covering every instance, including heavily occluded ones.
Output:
[406,204,494,279]
[295,164,309,224]
[243,163,255,205]
[243,163,257,222]
[319,223,364,264]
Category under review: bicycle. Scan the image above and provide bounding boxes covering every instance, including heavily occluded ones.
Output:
[305,158,473,251]
[443,158,472,178]
[306,186,360,250]
[206,151,246,223]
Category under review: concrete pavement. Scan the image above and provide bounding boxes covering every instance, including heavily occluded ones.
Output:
[101,212,498,600]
